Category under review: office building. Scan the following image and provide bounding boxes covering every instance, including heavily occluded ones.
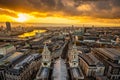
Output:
[0,43,16,56]
[79,53,105,77]
[6,22,11,31]
[0,52,24,80]
[92,48,120,80]
[5,54,41,80]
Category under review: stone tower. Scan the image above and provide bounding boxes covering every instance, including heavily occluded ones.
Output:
[42,44,51,67]
[69,44,79,67]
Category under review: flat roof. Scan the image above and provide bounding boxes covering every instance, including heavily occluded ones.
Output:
[0,52,24,67]
[96,76,108,80]
[13,54,40,70]
[4,52,23,63]
[0,43,14,48]
[105,59,120,68]
[7,53,41,74]
[88,53,104,67]
[93,48,120,60]
[80,55,96,66]
[32,37,43,42]
[0,42,7,45]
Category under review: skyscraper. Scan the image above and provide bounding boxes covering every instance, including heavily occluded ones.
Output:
[6,22,11,31]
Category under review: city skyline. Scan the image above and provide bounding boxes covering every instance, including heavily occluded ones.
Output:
[0,1,120,80]
[0,0,120,26]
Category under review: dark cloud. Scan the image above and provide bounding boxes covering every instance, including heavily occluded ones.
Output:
[111,0,120,7]
[0,0,120,19]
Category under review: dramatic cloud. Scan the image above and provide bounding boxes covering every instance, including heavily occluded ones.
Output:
[0,0,120,20]
[0,8,18,17]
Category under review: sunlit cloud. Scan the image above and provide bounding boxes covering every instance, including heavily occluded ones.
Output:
[0,8,16,14]
[77,4,92,11]
[0,0,120,26]
[0,15,16,22]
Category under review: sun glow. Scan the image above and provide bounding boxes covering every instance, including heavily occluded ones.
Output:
[17,13,27,22]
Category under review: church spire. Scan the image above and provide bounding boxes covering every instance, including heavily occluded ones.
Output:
[73,43,77,49]
[42,43,51,55]
[41,43,51,67]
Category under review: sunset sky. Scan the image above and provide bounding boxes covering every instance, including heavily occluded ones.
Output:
[0,0,120,26]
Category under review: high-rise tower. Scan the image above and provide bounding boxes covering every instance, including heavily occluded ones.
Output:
[6,22,11,31]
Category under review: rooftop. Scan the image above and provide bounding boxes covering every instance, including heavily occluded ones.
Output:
[13,54,40,70]
[80,54,96,66]
[0,52,24,67]
[5,52,23,63]
[96,76,108,80]
[7,53,41,74]
[93,48,120,60]
[0,43,14,48]
[88,53,104,66]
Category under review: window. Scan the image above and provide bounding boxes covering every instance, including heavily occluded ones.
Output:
[73,55,76,59]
